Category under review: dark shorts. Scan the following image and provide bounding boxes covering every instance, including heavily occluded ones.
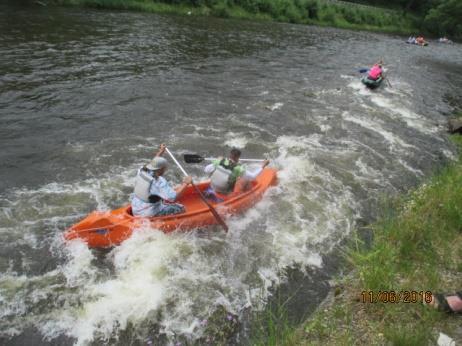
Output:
[154,203,185,216]
[203,187,225,203]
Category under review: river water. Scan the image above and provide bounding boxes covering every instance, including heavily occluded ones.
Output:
[1,3,461,345]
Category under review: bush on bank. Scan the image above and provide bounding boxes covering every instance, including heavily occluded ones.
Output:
[424,0,462,40]
[51,0,418,34]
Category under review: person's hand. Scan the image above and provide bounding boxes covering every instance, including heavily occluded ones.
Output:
[155,143,166,157]
[262,159,270,168]
[183,176,193,185]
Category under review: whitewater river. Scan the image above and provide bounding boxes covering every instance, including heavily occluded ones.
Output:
[1,3,461,345]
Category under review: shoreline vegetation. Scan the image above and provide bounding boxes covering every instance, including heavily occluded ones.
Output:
[251,128,462,345]
[48,0,417,36]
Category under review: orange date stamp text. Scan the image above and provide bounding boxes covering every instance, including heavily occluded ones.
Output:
[361,290,433,303]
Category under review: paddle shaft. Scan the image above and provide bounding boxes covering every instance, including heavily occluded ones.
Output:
[165,147,228,232]
[385,76,392,88]
[183,153,265,164]
[204,157,264,162]
[166,147,188,176]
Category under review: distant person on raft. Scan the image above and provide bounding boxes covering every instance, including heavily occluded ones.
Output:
[131,144,192,217]
[407,36,416,44]
[415,36,427,46]
[438,36,453,44]
[203,148,269,200]
[367,60,383,81]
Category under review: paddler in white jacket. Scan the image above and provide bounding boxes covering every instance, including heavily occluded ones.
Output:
[131,144,192,217]
[204,148,269,200]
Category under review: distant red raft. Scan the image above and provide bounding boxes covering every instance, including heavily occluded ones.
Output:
[65,168,278,248]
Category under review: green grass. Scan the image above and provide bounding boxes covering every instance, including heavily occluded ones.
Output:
[50,0,419,35]
[250,295,301,346]
[351,170,462,291]
[52,0,201,16]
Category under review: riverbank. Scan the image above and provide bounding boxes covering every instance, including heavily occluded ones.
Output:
[49,0,418,35]
[263,131,462,345]
[251,132,462,345]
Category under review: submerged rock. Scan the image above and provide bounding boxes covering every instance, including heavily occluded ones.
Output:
[448,118,462,134]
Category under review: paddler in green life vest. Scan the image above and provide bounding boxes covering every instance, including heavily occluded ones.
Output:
[203,148,270,201]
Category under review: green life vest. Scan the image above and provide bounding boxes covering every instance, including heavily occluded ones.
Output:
[210,159,244,194]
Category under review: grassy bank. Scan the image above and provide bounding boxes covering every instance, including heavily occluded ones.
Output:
[255,133,461,345]
[50,0,418,35]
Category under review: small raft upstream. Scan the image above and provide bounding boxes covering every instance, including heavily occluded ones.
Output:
[65,168,278,248]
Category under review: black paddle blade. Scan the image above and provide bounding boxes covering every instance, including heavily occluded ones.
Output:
[183,154,204,163]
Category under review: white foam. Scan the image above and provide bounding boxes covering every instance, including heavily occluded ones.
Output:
[43,229,178,344]
[354,157,388,188]
[274,135,360,253]
[224,132,249,149]
[267,102,283,111]
[442,149,456,160]
[319,124,331,132]
[61,240,97,287]
[369,94,438,134]
[397,158,424,176]
[342,111,416,150]
[348,79,372,96]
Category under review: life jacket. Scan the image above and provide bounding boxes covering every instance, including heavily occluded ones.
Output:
[210,159,239,194]
[133,168,161,203]
[368,65,382,80]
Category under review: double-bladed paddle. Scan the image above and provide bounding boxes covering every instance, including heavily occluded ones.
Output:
[384,75,392,88]
[184,154,265,164]
[165,147,228,232]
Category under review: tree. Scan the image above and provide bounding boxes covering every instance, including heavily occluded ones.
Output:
[424,0,462,38]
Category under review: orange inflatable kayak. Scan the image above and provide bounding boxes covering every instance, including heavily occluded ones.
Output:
[65,168,277,248]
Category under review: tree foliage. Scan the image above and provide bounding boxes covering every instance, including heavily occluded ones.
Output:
[47,0,462,39]
[424,0,462,38]
[311,0,462,39]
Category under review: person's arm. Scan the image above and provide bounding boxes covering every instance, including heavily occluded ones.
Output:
[242,160,270,180]
[174,176,192,201]
[204,158,221,174]
[204,163,215,174]
[151,176,186,202]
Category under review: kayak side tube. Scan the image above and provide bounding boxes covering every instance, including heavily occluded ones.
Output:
[361,76,383,89]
